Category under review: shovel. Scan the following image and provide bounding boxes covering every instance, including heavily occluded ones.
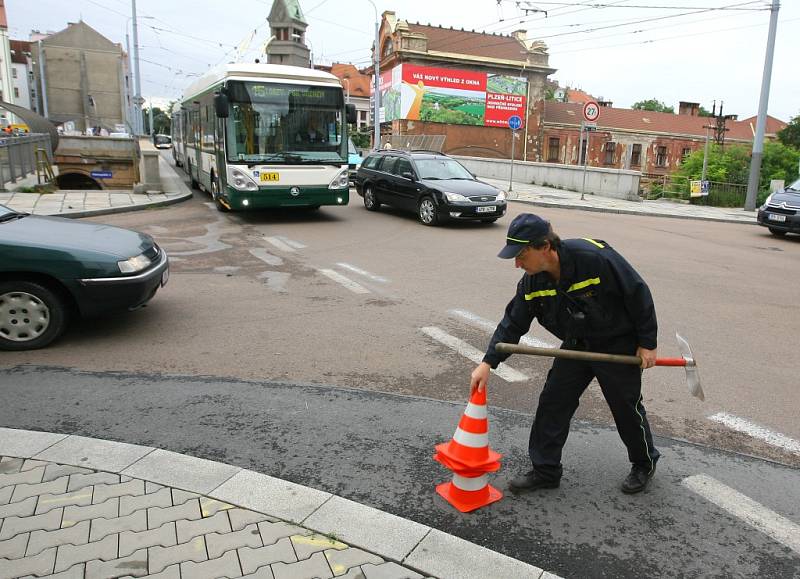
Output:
[495,332,704,400]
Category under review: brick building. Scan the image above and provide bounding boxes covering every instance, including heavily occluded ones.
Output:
[534,101,787,175]
[371,11,555,159]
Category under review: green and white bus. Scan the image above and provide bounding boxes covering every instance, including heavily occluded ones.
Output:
[177,63,356,211]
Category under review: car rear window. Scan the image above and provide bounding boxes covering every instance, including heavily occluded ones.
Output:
[363,155,381,169]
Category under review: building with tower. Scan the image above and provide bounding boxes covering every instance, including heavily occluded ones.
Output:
[266,0,311,68]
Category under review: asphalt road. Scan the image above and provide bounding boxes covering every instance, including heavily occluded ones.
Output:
[2,159,799,577]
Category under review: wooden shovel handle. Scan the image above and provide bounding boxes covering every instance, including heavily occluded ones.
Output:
[495,343,686,367]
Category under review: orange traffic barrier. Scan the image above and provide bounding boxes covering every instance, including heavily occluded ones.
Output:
[433,388,503,512]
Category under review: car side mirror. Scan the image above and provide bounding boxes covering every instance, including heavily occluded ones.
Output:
[214,93,229,118]
[346,103,357,124]
[402,171,416,181]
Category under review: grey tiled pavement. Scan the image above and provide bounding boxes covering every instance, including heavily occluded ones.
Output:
[0,454,423,579]
[0,428,555,579]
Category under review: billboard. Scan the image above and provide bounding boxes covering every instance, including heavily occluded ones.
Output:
[374,64,527,128]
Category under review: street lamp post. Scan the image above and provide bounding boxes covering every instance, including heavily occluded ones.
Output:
[366,0,380,150]
[125,12,154,136]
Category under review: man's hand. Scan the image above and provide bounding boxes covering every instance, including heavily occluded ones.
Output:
[471,362,491,393]
[637,347,657,369]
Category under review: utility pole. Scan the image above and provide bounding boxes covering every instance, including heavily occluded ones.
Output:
[745,0,780,211]
[701,123,712,183]
[131,0,143,136]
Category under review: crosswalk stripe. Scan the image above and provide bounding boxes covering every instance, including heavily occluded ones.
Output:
[264,236,297,252]
[248,248,283,266]
[420,326,528,383]
[707,412,800,455]
[448,309,555,348]
[317,269,370,294]
[336,263,389,283]
[682,474,800,555]
[280,237,306,249]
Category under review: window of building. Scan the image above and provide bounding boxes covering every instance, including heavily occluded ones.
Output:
[293,29,303,43]
[579,137,588,165]
[13,87,19,98]
[656,146,668,167]
[547,137,560,162]
[603,141,616,165]
[11,68,17,78]
[274,28,289,41]
[630,144,641,166]
[681,147,692,162]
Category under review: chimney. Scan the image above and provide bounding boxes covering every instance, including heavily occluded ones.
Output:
[598,100,612,108]
[512,30,527,43]
[679,101,700,116]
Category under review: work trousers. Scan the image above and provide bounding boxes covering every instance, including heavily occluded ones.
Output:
[529,344,660,481]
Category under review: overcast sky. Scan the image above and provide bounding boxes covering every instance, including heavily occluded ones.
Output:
[7,0,798,121]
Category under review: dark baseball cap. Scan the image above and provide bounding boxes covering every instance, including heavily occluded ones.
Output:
[498,213,551,258]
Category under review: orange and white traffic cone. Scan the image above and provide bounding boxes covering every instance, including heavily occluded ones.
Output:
[433,388,503,513]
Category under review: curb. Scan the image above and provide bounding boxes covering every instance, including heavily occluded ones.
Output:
[0,427,557,579]
[56,192,194,219]
[510,198,758,226]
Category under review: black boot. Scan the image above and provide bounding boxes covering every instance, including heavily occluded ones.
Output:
[509,469,560,493]
[621,464,656,494]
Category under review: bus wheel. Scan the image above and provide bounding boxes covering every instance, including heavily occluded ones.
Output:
[211,176,230,212]
[189,162,199,189]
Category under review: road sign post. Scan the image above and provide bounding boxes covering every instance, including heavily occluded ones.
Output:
[508,115,522,193]
[580,101,600,201]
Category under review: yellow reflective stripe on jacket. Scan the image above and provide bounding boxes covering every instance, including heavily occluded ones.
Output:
[567,277,600,292]
[524,289,557,300]
[582,238,605,248]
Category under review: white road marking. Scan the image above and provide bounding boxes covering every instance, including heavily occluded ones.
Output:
[336,262,389,283]
[280,237,306,249]
[682,474,800,556]
[248,248,283,267]
[264,236,298,252]
[420,326,528,383]
[317,269,370,294]
[707,412,800,455]
[448,308,555,348]
[258,271,290,293]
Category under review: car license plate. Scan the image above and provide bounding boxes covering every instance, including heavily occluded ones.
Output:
[161,269,169,287]
[476,206,496,213]
[768,214,786,222]
[260,172,280,182]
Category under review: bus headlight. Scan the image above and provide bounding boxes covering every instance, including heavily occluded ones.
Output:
[228,167,259,191]
[328,169,349,190]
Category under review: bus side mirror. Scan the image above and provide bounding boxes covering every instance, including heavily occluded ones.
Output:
[346,103,356,124]
[214,93,229,118]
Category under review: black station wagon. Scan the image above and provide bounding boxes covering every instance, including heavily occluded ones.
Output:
[354,150,507,226]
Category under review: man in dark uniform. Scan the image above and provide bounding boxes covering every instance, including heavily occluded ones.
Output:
[470,213,660,494]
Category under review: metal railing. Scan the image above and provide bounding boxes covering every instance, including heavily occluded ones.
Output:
[640,173,748,207]
[0,133,54,190]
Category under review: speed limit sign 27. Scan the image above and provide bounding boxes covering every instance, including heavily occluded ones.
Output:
[583,101,600,122]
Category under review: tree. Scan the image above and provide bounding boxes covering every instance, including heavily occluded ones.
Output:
[698,105,713,117]
[631,98,674,114]
[141,107,171,135]
[777,113,800,149]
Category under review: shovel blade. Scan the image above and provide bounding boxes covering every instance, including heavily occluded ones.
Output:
[676,332,704,401]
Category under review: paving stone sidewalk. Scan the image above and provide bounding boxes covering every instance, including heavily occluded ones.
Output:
[0,455,424,579]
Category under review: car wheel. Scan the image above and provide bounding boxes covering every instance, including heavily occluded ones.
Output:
[418,196,439,226]
[211,175,230,212]
[364,185,380,211]
[768,228,786,237]
[0,281,68,351]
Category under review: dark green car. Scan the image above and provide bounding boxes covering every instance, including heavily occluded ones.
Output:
[0,204,169,350]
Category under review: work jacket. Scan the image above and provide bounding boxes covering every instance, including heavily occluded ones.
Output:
[483,238,658,368]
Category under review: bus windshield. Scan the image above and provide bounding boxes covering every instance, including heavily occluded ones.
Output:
[225,80,346,164]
